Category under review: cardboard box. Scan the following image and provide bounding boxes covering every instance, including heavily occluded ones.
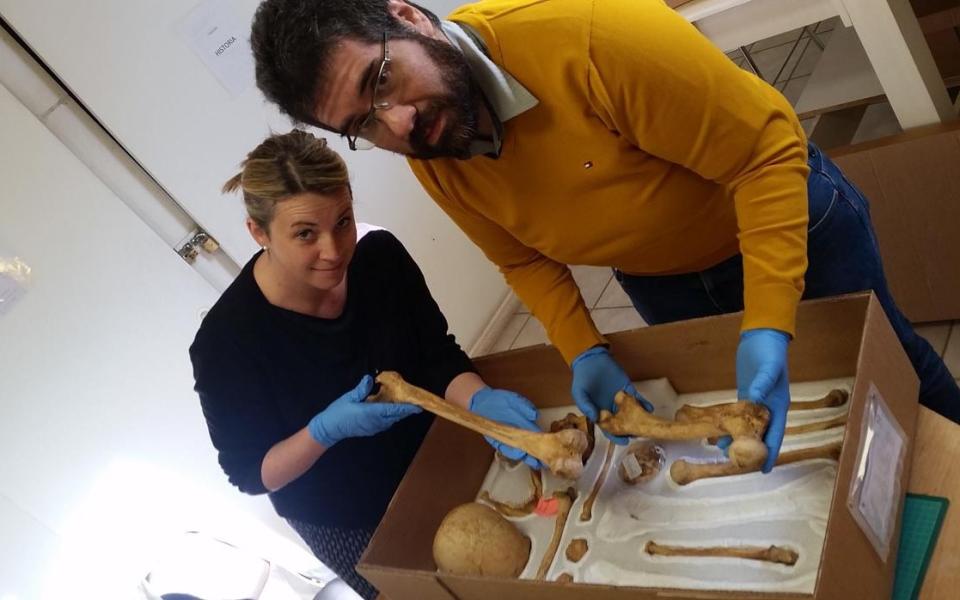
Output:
[829,119,960,324]
[358,293,920,600]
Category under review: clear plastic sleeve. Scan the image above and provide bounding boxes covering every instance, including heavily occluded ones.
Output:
[846,383,907,562]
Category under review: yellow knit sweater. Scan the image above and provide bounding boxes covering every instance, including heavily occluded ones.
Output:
[409,0,810,364]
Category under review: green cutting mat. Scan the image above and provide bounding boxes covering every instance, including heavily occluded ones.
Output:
[892,493,949,600]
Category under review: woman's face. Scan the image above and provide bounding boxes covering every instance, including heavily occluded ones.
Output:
[250,188,357,293]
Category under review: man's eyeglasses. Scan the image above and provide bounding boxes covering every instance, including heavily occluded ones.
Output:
[346,32,393,151]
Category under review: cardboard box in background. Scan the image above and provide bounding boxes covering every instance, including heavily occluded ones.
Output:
[911,0,960,84]
[830,119,960,324]
[358,293,920,600]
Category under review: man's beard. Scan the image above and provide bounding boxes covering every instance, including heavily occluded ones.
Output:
[407,35,482,160]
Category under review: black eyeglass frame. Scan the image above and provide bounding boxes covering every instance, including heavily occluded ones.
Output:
[346,32,391,151]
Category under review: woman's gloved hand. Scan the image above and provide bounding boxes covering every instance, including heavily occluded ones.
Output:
[570,346,653,445]
[732,328,791,473]
[308,375,422,449]
[469,387,543,469]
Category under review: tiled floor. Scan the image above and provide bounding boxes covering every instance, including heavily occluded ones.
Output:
[488,265,960,388]
[489,265,643,353]
[486,18,960,388]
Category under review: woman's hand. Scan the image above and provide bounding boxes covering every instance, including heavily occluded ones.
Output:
[308,375,422,448]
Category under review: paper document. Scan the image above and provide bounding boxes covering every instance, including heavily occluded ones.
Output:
[177,0,255,97]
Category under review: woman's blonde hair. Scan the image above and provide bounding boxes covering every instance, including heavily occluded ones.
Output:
[223,129,350,231]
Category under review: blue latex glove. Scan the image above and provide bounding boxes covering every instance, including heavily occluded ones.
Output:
[470,387,544,469]
[308,375,422,448]
[570,346,654,445]
[727,328,791,473]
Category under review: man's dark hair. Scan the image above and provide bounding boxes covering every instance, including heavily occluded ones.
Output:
[251,0,440,127]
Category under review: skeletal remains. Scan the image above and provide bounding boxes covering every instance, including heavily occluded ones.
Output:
[700,414,845,446]
[371,371,589,479]
[566,538,589,562]
[550,413,596,463]
[536,488,576,580]
[600,392,771,471]
[785,414,847,435]
[580,443,615,522]
[671,441,843,485]
[434,385,847,582]
[676,390,849,445]
[675,389,849,423]
[645,541,799,566]
[789,388,849,410]
[433,502,531,576]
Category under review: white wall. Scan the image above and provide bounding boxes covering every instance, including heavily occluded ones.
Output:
[0,0,508,348]
[0,77,333,597]
[0,24,241,294]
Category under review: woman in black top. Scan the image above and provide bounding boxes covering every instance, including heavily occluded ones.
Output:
[190,130,541,599]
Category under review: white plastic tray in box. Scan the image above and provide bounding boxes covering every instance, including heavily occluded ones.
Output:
[476,378,853,593]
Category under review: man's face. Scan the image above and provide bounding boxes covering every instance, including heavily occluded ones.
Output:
[314,34,481,159]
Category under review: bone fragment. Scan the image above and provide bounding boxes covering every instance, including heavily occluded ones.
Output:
[556,573,574,583]
[645,541,799,566]
[565,538,589,562]
[371,371,588,479]
[580,442,615,522]
[535,488,576,580]
[480,467,543,518]
[670,441,843,485]
[551,413,595,463]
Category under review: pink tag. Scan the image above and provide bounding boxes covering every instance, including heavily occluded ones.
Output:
[535,497,559,516]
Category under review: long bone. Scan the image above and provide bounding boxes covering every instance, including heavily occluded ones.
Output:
[551,413,596,463]
[699,414,847,445]
[370,371,588,479]
[535,488,576,580]
[580,442,615,522]
[670,441,843,485]
[790,388,849,410]
[675,389,849,423]
[599,392,769,469]
[645,541,799,566]
[785,415,847,435]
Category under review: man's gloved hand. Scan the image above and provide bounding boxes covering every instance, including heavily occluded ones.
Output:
[470,387,543,469]
[570,346,653,445]
[308,375,422,449]
[729,328,791,473]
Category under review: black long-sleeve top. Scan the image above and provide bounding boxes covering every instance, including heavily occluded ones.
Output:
[190,231,475,529]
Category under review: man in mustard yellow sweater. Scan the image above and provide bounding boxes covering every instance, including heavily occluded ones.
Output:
[250,0,959,470]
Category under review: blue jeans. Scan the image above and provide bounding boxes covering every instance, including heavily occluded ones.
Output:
[615,143,960,422]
